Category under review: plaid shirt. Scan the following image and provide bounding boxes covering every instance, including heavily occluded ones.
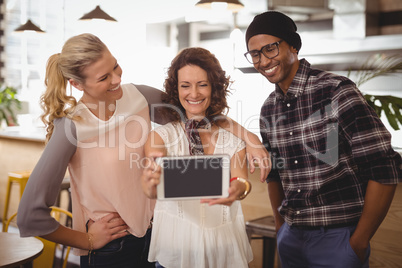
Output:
[260,59,402,227]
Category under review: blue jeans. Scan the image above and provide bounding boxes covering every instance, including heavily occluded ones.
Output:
[80,229,155,268]
[277,222,370,268]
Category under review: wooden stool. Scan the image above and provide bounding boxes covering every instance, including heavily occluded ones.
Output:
[54,177,72,226]
[246,215,281,268]
[2,171,31,231]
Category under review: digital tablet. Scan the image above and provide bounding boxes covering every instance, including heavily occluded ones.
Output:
[156,154,231,200]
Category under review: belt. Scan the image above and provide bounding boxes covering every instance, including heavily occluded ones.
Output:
[292,222,357,230]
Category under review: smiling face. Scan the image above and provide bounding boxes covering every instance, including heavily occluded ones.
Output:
[178,64,212,119]
[247,34,299,93]
[72,48,123,109]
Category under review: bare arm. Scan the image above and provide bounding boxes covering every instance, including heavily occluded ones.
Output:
[219,117,271,182]
[267,181,285,231]
[141,131,166,199]
[349,180,397,262]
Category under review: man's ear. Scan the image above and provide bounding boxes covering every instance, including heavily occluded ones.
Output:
[291,46,299,54]
[69,79,84,91]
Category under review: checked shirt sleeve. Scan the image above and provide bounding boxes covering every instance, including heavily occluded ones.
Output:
[335,80,401,184]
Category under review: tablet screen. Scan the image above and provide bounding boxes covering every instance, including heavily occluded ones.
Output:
[158,155,230,199]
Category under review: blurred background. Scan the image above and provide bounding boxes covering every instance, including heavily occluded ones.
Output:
[1,2,402,267]
[1,0,402,146]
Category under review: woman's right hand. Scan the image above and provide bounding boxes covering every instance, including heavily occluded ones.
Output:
[141,154,163,199]
[87,212,128,250]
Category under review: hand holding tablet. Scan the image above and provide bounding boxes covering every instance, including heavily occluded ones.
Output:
[155,154,231,200]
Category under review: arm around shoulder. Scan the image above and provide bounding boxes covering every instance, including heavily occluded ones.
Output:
[135,84,171,125]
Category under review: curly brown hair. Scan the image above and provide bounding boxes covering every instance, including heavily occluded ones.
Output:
[162,47,230,123]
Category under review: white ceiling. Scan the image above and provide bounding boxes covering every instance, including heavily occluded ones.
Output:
[87,0,268,27]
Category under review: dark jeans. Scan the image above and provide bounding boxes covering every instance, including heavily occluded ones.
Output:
[80,229,155,268]
[155,262,165,268]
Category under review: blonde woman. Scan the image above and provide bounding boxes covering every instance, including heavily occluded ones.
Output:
[17,33,162,267]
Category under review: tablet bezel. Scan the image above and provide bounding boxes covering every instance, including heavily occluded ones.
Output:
[156,154,231,200]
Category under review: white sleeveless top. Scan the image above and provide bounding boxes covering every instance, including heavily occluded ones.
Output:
[148,122,253,268]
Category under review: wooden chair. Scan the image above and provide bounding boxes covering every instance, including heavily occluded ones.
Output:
[2,171,31,231]
[246,215,281,268]
[4,206,73,268]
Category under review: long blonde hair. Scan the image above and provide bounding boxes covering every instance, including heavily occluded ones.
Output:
[41,33,107,142]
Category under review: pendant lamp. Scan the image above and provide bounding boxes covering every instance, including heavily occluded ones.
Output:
[14,19,45,33]
[79,5,117,22]
[14,0,45,33]
[195,0,244,12]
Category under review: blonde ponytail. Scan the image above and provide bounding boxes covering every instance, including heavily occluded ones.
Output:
[41,53,77,142]
[40,33,107,142]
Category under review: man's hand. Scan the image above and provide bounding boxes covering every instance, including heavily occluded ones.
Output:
[245,134,271,182]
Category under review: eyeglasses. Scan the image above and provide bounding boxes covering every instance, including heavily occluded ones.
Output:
[244,40,283,64]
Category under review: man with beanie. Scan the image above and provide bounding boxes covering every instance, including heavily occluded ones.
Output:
[244,11,401,268]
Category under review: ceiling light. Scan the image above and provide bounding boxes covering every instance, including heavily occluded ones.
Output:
[195,0,244,12]
[79,5,117,22]
[14,19,45,33]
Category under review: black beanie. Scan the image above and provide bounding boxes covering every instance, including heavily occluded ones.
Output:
[245,11,302,52]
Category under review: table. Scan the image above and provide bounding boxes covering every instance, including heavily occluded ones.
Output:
[0,233,44,268]
[245,215,280,268]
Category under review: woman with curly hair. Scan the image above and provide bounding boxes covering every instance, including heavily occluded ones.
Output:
[162,47,230,123]
[142,47,253,268]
